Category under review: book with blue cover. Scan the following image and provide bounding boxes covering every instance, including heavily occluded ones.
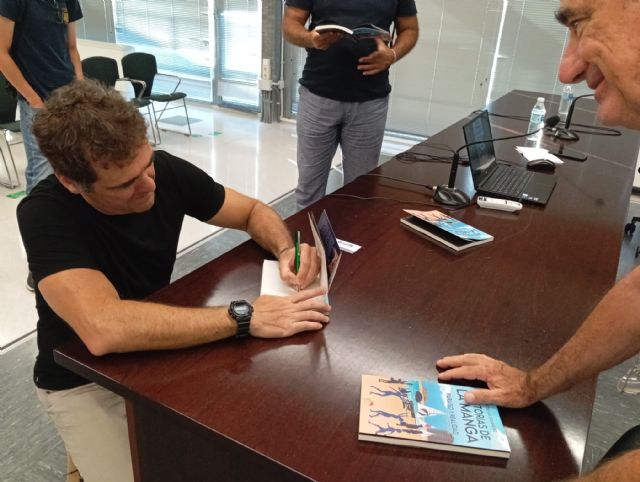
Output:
[358,374,511,458]
[401,209,493,253]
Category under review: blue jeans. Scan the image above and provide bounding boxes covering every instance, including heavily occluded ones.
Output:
[295,85,389,210]
[19,98,52,194]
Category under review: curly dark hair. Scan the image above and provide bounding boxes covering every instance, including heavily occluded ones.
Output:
[32,79,149,188]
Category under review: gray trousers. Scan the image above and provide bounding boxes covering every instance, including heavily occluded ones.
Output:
[295,85,389,210]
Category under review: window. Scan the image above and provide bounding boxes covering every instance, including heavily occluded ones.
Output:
[112,0,213,101]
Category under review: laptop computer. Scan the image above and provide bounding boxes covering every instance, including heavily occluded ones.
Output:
[462,111,556,205]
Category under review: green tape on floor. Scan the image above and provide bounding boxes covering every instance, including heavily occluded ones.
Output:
[7,190,26,199]
[209,131,222,137]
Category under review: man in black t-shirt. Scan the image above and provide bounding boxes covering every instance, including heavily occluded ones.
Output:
[17,80,329,482]
[283,0,419,209]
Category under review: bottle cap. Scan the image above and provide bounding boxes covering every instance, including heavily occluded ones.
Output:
[537,97,545,102]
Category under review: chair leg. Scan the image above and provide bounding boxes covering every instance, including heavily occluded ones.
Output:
[182,98,192,137]
[150,103,162,145]
[145,105,158,146]
[154,100,191,137]
[0,132,19,189]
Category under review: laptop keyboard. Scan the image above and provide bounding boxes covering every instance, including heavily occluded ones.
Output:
[482,166,533,196]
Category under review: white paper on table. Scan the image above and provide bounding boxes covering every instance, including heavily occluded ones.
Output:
[260,260,323,298]
[515,146,564,165]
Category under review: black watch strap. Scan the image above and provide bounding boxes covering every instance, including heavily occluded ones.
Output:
[229,300,253,338]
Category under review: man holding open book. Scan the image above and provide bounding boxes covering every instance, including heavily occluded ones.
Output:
[438,1,640,479]
[282,1,419,210]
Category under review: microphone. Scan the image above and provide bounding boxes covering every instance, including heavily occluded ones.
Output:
[434,115,561,207]
[549,93,595,142]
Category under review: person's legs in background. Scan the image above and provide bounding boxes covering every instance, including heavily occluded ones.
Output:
[36,383,134,482]
[18,98,53,195]
[340,96,389,184]
[19,98,53,291]
[295,86,344,210]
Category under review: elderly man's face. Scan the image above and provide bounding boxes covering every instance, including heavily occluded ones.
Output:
[558,0,640,128]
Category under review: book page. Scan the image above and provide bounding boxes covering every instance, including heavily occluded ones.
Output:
[260,260,320,296]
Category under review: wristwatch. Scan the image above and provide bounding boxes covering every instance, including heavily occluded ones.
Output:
[228,300,253,338]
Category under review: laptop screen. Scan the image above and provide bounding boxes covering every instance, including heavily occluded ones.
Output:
[462,111,496,187]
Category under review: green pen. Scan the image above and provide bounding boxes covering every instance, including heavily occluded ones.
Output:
[294,231,301,274]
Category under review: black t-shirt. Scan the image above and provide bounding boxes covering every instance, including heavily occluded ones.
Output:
[0,0,83,100]
[286,0,417,102]
[17,151,226,390]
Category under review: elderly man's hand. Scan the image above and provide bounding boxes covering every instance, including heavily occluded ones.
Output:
[436,354,539,408]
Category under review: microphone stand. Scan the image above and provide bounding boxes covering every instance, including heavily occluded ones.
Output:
[548,93,594,161]
[435,115,560,207]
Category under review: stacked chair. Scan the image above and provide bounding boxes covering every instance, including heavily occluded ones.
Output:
[121,52,192,139]
[81,56,159,145]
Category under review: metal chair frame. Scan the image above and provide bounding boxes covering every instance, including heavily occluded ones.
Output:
[121,52,192,140]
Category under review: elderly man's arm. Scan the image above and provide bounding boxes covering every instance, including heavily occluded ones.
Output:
[570,450,640,481]
[437,265,640,407]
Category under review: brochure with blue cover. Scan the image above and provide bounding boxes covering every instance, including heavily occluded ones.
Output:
[401,209,493,253]
[359,374,511,458]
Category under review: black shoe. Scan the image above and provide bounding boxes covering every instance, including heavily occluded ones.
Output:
[26,271,34,292]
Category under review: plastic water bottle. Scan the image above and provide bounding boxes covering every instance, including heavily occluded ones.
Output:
[558,85,573,121]
[527,97,546,139]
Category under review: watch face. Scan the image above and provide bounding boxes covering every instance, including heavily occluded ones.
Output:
[235,304,251,316]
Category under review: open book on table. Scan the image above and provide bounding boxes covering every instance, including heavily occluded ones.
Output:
[261,210,341,302]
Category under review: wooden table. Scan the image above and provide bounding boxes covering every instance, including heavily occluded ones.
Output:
[56,90,640,481]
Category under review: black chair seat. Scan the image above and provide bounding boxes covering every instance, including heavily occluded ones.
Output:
[150,92,186,102]
[0,121,20,132]
[131,98,152,108]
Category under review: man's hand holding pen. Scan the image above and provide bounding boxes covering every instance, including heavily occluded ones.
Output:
[278,235,321,291]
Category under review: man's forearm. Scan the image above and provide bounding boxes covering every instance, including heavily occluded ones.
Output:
[69,46,83,80]
[282,10,314,49]
[570,449,640,481]
[82,299,235,356]
[245,202,294,258]
[530,267,640,400]
[390,17,419,62]
[0,53,39,103]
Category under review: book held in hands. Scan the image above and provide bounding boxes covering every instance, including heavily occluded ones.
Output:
[401,209,493,253]
[359,374,511,459]
[314,23,391,41]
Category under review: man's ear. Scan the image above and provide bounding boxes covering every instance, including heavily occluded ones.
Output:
[55,173,85,194]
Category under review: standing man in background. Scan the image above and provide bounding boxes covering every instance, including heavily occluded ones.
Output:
[0,0,84,291]
[283,1,419,210]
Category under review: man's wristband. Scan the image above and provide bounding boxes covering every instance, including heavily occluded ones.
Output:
[277,246,294,257]
[390,48,397,63]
